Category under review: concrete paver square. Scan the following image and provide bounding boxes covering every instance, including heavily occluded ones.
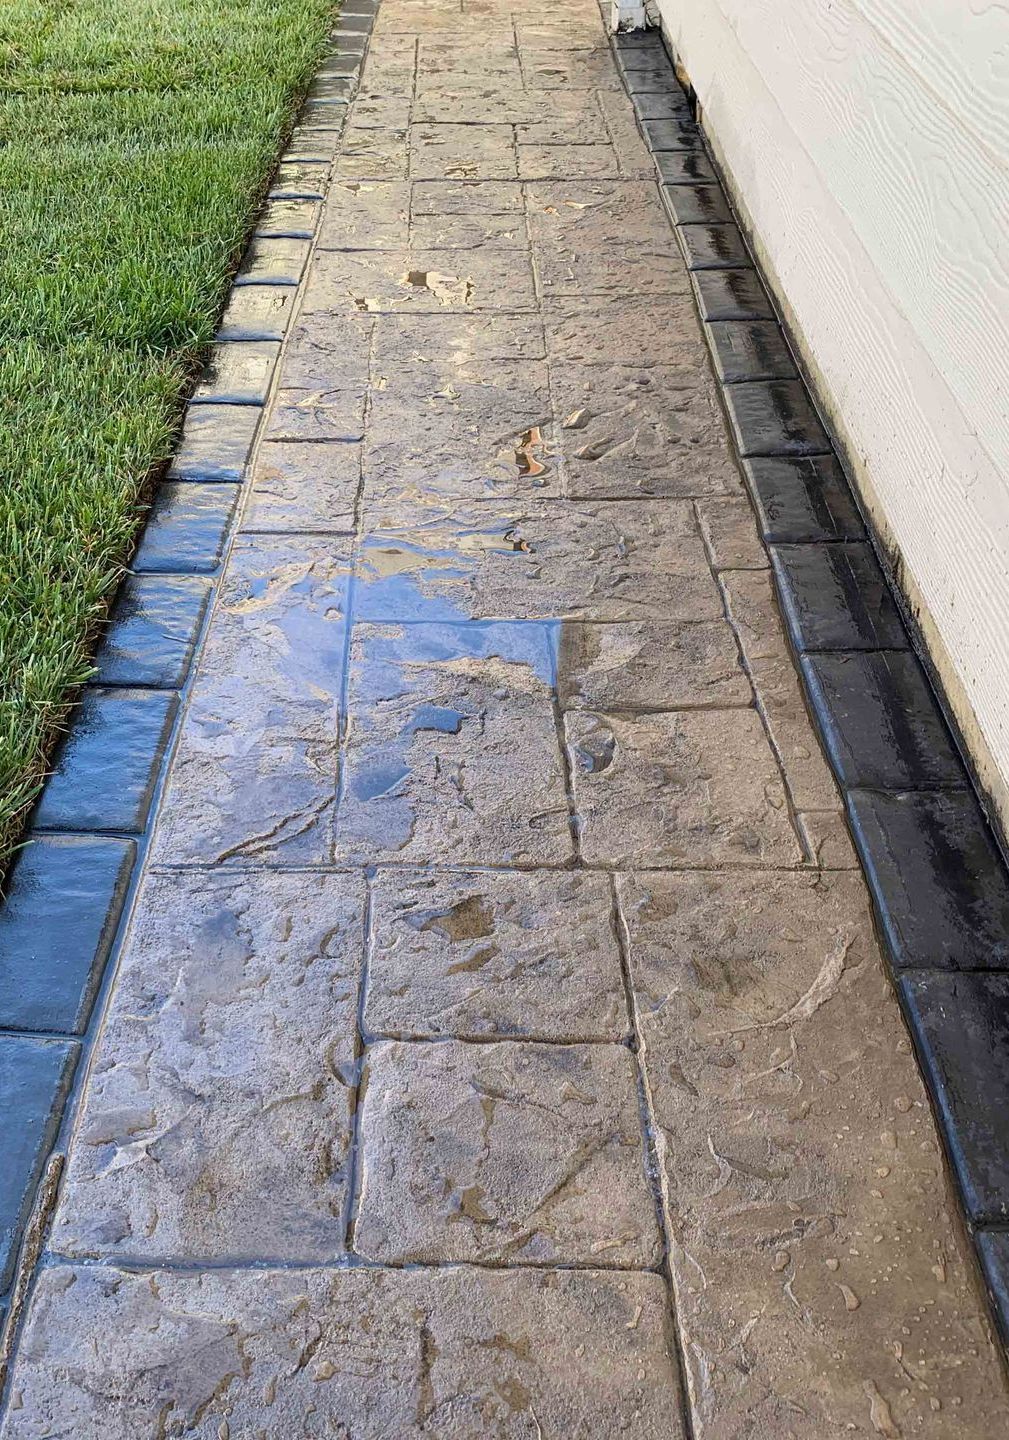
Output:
[371,309,546,364]
[316,179,411,248]
[567,708,802,867]
[536,241,688,298]
[354,1039,662,1266]
[334,621,573,866]
[521,52,621,90]
[354,498,721,622]
[518,144,623,180]
[149,537,348,866]
[411,207,529,248]
[410,122,518,179]
[558,620,749,710]
[267,314,371,441]
[4,1264,684,1439]
[334,127,409,179]
[303,247,538,313]
[366,868,628,1040]
[618,870,1009,1437]
[413,87,603,126]
[546,293,715,366]
[411,179,525,215]
[364,363,559,502]
[243,440,360,532]
[50,870,365,1263]
[551,362,739,498]
[527,180,676,249]
[409,182,528,246]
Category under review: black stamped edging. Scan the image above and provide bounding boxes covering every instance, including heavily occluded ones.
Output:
[0,1,378,1356]
[610,23,1009,1347]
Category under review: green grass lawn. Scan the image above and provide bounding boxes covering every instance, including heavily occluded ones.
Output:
[0,0,333,862]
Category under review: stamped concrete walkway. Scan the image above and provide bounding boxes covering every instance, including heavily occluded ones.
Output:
[3,0,1008,1435]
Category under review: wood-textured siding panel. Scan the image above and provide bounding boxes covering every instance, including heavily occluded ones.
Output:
[657,0,1009,827]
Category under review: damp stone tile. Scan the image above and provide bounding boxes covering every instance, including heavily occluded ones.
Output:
[50,870,365,1264]
[801,650,966,789]
[545,292,711,366]
[771,541,908,651]
[149,537,349,868]
[131,483,238,574]
[166,405,260,482]
[410,205,529,249]
[0,1037,78,1290]
[277,312,373,390]
[553,363,740,500]
[191,341,280,405]
[335,622,573,867]
[526,179,672,251]
[333,127,408,180]
[618,870,1009,1437]
[365,869,628,1041]
[695,495,769,569]
[0,835,134,1033]
[317,180,410,249]
[363,359,558,503]
[354,499,721,623]
[742,454,866,543]
[235,236,311,286]
[410,179,526,217]
[557,620,749,710]
[660,182,733,226]
[518,144,622,181]
[676,223,750,270]
[243,441,359,533]
[216,283,297,341]
[566,708,802,868]
[354,1039,661,1266]
[846,789,1009,969]
[302,246,538,313]
[692,269,775,321]
[1,1265,683,1440]
[94,575,211,689]
[900,970,1009,1224]
[33,688,177,835]
[705,320,798,384]
[410,122,518,180]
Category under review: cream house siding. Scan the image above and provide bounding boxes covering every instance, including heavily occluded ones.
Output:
[652,0,1009,833]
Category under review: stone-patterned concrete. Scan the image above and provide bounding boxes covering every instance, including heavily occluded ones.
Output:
[5,0,1007,1434]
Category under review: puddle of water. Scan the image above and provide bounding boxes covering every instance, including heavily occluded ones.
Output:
[350,761,411,801]
[403,704,466,736]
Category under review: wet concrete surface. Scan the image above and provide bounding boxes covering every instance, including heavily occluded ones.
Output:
[4,1,1008,1435]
